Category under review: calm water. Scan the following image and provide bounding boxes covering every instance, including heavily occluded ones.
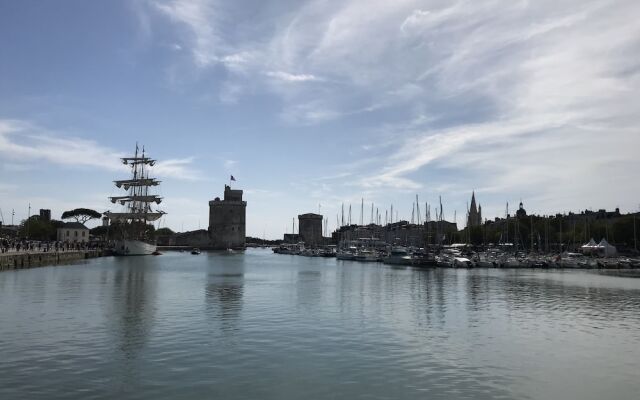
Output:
[1,249,640,399]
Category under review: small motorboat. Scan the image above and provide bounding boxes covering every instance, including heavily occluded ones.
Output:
[191,248,201,255]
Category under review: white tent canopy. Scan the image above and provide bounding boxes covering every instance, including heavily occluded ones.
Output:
[580,238,618,257]
[598,239,617,257]
[581,238,617,257]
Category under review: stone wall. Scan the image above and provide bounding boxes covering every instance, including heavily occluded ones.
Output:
[0,250,104,272]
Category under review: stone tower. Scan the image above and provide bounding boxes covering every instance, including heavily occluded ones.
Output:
[298,213,323,246]
[467,191,482,227]
[209,185,247,249]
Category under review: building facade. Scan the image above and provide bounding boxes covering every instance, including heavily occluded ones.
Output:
[298,213,323,246]
[209,185,247,249]
[56,222,89,243]
[39,209,51,222]
[516,201,527,218]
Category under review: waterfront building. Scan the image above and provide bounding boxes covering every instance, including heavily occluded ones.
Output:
[174,229,210,247]
[298,213,323,246]
[39,209,51,222]
[467,192,482,227]
[56,222,89,243]
[283,233,300,244]
[516,201,527,218]
[209,185,247,249]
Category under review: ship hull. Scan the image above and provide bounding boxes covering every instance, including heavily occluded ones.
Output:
[114,239,156,256]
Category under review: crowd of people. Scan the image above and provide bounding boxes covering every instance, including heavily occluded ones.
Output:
[0,237,106,254]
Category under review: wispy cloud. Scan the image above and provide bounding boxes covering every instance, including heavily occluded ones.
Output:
[0,119,124,171]
[0,119,204,181]
[152,0,223,67]
[223,159,237,170]
[141,0,640,217]
[265,71,321,82]
[153,157,204,181]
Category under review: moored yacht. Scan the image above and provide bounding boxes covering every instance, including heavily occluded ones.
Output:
[383,247,413,265]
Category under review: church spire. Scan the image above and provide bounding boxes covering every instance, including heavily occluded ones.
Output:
[470,191,477,213]
[468,191,480,227]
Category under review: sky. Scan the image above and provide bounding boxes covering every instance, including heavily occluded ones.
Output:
[1,0,639,238]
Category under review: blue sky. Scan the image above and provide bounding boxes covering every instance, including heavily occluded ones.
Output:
[1,0,639,238]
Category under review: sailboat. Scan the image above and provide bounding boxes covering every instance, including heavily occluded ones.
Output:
[104,145,166,255]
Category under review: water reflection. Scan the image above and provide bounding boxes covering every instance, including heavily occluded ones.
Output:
[106,257,157,394]
[110,258,157,358]
[205,253,245,333]
[296,269,322,309]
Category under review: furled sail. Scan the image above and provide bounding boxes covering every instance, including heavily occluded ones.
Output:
[104,211,165,222]
[121,157,156,166]
[110,195,162,204]
[114,178,160,188]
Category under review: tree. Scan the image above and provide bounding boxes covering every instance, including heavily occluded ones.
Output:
[61,208,102,225]
[19,216,56,240]
[89,225,112,241]
[156,227,175,236]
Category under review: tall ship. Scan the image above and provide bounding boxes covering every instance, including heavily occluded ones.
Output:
[104,145,166,255]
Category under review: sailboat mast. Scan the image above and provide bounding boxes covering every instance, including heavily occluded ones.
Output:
[372,203,375,225]
[530,215,534,253]
[505,202,509,245]
[634,215,637,252]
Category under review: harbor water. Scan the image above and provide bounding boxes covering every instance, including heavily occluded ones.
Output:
[1,249,639,399]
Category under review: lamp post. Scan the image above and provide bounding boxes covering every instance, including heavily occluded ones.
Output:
[26,203,31,240]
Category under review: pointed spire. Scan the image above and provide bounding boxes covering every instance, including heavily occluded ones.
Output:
[469,191,478,213]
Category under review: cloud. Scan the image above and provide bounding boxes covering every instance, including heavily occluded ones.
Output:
[223,159,237,170]
[265,71,321,82]
[153,157,204,181]
[142,0,640,217]
[0,119,124,171]
[152,0,223,67]
[0,119,203,181]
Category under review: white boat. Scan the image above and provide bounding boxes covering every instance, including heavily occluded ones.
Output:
[114,239,157,256]
[354,249,379,262]
[104,144,166,256]
[337,246,358,260]
[559,252,584,268]
[383,247,413,265]
[475,253,497,268]
[453,257,473,268]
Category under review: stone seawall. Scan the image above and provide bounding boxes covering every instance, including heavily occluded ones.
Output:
[0,250,105,272]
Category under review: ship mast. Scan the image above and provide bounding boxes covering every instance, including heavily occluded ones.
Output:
[105,144,165,225]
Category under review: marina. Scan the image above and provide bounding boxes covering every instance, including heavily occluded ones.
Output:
[274,243,640,269]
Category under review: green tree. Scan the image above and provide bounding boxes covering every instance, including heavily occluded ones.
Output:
[156,227,175,236]
[19,216,55,240]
